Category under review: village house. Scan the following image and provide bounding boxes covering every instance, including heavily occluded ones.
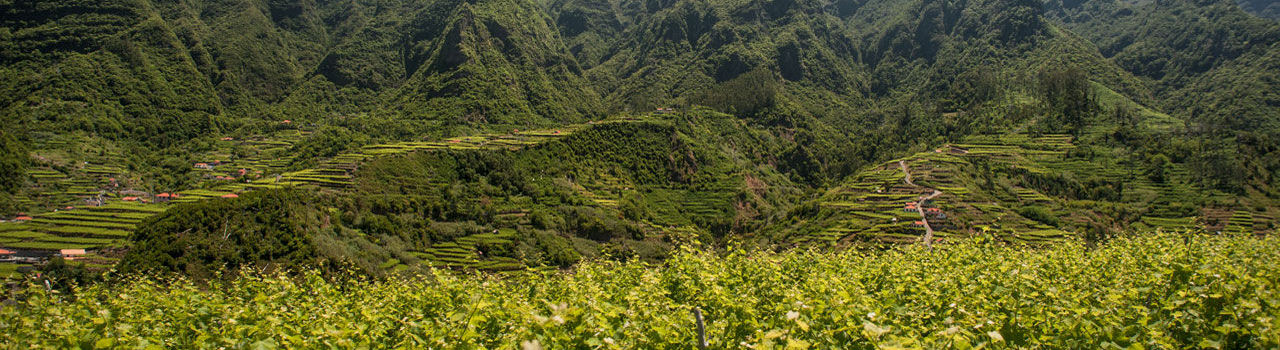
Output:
[155,193,173,203]
[655,107,675,114]
[12,215,32,222]
[904,203,918,212]
[0,248,14,261]
[194,162,215,170]
[221,193,239,198]
[910,221,927,228]
[58,249,87,260]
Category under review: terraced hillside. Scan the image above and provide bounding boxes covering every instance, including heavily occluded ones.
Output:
[0,121,592,270]
[786,132,1279,245]
[344,113,796,271]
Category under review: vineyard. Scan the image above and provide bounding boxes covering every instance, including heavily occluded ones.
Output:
[2,232,1276,348]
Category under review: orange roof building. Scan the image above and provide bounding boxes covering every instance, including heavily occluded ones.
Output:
[221,193,239,198]
[13,216,32,221]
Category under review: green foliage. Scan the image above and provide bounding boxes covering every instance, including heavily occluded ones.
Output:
[0,128,26,194]
[117,189,339,280]
[3,233,1279,348]
[1017,205,1060,226]
[1036,66,1099,135]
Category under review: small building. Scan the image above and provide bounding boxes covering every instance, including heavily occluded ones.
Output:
[0,248,14,260]
[58,249,87,260]
[655,107,676,114]
[220,193,239,198]
[12,216,32,222]
[911,221,926,228]
[221,137,234,141]
[155,193,173,202]
[282,120,292,124]
[121,196,140,202]
[194,162,215,170]
[904,204,917,212]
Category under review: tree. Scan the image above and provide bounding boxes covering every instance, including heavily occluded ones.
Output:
[1037,66,1098,135]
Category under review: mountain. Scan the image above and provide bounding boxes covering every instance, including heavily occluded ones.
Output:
[1237,0,1280,19]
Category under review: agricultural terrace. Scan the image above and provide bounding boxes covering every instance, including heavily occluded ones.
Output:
[793,132,1276,246]
[2,123,591,270]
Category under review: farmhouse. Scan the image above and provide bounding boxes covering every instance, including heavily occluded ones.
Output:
[904,203,917,212]
[911,221,926,228]
[0,248,13,260]
[12,216,32,222]
[221,137,234,141]
[156,193,173,202]
[221,193,239,198]
[58,249,87,260]
[194,162,215,170]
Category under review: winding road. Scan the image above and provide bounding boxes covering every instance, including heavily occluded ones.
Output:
[900,160,943,247]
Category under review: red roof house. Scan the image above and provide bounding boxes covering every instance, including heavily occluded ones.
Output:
[121,197,139,201]
[12,216,32,221]
[221,193,239,198]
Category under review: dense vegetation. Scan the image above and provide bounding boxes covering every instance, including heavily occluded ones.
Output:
[6,0,1276,198]
[4,232,1278,348]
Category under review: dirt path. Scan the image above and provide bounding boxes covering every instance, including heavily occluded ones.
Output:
[899,160,914,186]
[900,160,943,247]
